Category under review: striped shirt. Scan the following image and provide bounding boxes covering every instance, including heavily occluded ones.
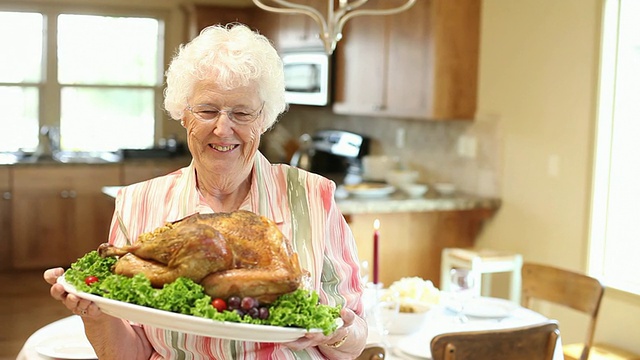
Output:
[108,152,364,359]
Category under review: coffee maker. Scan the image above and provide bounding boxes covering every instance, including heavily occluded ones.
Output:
[289,129,370,184]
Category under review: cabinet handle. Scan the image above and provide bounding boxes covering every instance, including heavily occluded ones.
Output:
[2,191,10,200]
[60,190,77,198]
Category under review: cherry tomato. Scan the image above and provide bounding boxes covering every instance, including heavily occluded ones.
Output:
[84,276,99,286]
[211,298,227,312]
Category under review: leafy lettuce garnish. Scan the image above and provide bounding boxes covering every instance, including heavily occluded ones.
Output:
[64,251,340,335]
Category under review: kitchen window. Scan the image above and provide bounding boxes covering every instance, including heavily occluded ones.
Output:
[589,0,640,295]
[0,8,164,153]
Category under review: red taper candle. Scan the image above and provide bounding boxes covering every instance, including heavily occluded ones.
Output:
[373,219,380,284]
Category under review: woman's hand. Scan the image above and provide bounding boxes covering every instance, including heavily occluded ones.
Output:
[44,267,102,318]
[44,268,153,359]
[284,307,367,358]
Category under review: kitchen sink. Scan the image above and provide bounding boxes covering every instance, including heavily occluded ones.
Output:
[1,150,124,164]
[52,151,122,163]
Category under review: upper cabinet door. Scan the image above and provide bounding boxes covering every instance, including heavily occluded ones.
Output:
[332,1,388,114]
[333,0,481,120]
[272,0,323,51]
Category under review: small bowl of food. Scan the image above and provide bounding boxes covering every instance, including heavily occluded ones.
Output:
[380,277,441,335]
[399,183,428,198]
[389,302,431,335]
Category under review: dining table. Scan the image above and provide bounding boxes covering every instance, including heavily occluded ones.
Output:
[365,294,565,360]
[17,295,564,360]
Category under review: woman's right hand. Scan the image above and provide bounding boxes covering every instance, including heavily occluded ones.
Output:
[44,267,101,318]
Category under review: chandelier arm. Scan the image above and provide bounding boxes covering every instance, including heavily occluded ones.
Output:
[336,0,416,36]
[252,0,329,46]
[334,0,369,20]
[252,0,415,55]
[252,0,328,34]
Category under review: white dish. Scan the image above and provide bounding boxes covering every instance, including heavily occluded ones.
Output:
[35,334,97,359]
[399,183,428,198]
[449,297,519,318]
[397,334,430,359]
[58,276,325,342]
[343,183,395,198]
[434,183,456,195]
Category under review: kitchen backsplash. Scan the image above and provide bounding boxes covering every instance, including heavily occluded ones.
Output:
[263,106,502,198]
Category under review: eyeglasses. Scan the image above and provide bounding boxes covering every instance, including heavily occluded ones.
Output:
[186,102,264,125]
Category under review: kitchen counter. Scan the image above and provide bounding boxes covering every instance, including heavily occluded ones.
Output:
[336,190,500,215]
[1,155,191,166]
[103,186,500,215]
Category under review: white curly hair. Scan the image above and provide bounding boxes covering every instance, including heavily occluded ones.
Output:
[163,23,287,131]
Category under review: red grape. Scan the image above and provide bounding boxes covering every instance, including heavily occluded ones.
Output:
[227,296,241,310]
[258,307,269,320]
[247,307,260,319]
[240,296,257,310]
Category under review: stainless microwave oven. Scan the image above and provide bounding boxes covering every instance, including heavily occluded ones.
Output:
[282,51,330,106]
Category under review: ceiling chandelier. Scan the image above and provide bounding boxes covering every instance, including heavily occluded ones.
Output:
[251,0,417,55]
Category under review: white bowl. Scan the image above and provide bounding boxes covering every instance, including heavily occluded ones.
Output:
[399,183,428,197]
[385,170,419,187]
[388,305,431,335]
[434,182,456,195]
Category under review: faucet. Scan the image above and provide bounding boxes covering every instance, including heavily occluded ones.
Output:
[28,125,60,161]
[41,125,61,154]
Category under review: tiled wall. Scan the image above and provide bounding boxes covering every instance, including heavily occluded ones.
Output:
[261,106,502,197]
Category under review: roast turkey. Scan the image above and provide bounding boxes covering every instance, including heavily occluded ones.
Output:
[98,210,303,303]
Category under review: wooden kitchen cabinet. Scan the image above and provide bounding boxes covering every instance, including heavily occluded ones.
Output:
[0,167,11,270]
[183,4,280,43]
[267,0,323,51]
[347,208,495,288]
[121,157,191,185]
[184,4,256,40]
[11,165,120,269]
[333,0,481,120]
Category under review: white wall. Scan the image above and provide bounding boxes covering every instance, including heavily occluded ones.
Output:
[476,0,640,351]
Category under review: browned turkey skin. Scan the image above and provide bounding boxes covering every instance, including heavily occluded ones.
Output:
[98,210,303,303]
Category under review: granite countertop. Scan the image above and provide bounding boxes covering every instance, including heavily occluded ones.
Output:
[102,186,500,215]
[335,189,500,215]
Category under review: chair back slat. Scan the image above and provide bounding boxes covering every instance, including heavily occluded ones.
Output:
[431,321,560,360]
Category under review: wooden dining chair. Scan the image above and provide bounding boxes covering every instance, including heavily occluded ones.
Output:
[521,262,605,360]
[430,321,560,360]
[356,343,385,360]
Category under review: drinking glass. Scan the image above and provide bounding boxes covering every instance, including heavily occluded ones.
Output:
[449,268,477,323]
[373,298,400,350]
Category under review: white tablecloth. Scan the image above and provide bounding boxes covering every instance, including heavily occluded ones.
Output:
[19,299,564,360]
[366,298,564,360]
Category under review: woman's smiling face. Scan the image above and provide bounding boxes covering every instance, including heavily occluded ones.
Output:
[183,80,264,188]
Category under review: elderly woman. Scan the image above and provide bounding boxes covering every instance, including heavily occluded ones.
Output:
[44,24,367,359]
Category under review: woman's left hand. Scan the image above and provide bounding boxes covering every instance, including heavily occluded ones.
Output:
[283,307,363,352]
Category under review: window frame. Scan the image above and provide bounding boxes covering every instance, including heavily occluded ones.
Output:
[588,0,640,296]
[0,2,169,152]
